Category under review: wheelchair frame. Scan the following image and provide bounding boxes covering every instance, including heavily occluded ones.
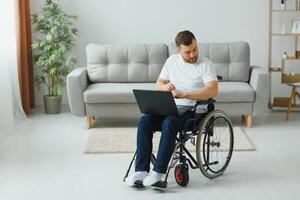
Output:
[123,99,234,188]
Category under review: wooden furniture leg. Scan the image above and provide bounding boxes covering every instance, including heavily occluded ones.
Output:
[242,115,253,128]
[86,115,94,129]
[286,86,296,120]
[245,115,253,128]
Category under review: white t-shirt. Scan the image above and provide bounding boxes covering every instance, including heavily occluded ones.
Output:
[159,54,217,106]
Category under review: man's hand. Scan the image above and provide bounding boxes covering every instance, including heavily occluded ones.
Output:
[162,83,176,91]
[171,90,186,98]
[155,78,176,91]
[155,78,187,98]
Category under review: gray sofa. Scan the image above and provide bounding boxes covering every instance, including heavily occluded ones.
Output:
[67,42,270,128]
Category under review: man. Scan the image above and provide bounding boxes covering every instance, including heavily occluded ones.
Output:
[125,30,218,187]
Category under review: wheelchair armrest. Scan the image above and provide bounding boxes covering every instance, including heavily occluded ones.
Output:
[194,98,215,107]
[192,98,215,116]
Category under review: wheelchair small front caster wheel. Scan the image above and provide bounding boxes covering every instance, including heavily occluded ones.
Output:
[174,163,189,186]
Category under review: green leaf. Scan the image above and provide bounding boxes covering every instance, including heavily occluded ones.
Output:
[31,0,78,96]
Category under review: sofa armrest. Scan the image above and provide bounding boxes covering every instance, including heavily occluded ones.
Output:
[67,67,89,117]
[249,66,271,116]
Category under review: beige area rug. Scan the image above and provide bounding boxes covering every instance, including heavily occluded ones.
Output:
[84,126,256,154]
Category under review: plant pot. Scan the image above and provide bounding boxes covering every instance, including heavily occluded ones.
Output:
[43,95,62,114]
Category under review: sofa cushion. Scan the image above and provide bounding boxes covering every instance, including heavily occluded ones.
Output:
[86,44,168,83]
[168,42,250,82]
[84,82,254,104]
[84,83,156,103]
[216,82,255,102]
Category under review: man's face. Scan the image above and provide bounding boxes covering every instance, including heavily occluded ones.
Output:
[177,39,198,64]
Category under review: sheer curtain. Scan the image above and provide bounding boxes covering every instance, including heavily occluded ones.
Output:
[0,0,27,140]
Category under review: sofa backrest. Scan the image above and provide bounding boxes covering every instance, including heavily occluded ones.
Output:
[86,41,250,83]
[86,43,168,83]
[168,42,250,82]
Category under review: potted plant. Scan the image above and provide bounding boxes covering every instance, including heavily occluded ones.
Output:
[31,0,78,114]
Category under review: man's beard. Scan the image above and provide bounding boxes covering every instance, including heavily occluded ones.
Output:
[184,56,198,64]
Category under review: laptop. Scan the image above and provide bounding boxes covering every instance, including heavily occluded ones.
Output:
[133,89,193,116]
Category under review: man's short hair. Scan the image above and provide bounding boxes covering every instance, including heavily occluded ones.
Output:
[175,30,196,47]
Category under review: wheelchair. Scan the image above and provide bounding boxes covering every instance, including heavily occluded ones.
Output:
[123,98,234,188]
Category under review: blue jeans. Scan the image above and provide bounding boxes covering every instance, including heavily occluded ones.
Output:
[135,111,195,174]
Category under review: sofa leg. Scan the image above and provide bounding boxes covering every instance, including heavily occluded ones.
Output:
[242,115,253,128]
[86,115,94,129]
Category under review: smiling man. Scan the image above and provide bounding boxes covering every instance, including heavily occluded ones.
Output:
[125,30,218,187]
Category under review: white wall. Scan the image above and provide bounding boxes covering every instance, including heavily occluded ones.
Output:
[31,0,273,106]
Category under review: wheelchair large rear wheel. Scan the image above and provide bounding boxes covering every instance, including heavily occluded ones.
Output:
[196,110,234,179]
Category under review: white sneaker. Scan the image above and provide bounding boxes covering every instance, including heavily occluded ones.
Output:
[125,171,148,187]
[143,171,164,186]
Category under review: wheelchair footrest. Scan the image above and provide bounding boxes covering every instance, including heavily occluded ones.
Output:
[151,181,168,189]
